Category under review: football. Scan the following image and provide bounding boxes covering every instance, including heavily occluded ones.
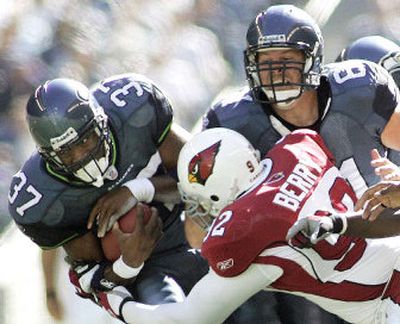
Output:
[101,204,152,261]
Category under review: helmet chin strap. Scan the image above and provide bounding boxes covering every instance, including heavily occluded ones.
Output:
[264,88,300,110]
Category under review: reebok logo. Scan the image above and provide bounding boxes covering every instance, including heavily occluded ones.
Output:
[217,258,234,271]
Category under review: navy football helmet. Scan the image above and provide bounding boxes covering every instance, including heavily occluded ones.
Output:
[336,35,400,88]
[244,5,323,106]
[26,78,114,187]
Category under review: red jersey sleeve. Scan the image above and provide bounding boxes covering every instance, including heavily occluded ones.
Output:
[201,203,292,277]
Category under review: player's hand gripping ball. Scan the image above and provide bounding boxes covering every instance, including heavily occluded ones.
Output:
[101,204,152,261]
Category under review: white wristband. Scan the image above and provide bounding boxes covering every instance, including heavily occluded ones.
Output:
[123,178,155,203]
[112,256,144,279]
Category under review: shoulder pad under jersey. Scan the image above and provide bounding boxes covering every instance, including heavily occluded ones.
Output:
[9,154,66,224]
[204,87,256,128]
[203,87,281,156]
[323,60,399,121]
[8,154,97,248]
[92,74,173,144]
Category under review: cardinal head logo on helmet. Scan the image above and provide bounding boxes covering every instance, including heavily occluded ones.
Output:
[188,141,221,185]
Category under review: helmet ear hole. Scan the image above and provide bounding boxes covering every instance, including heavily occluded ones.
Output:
[210,195,219,202]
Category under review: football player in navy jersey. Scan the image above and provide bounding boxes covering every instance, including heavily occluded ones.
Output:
[203,6,400,196]
[7,75,209,321]
[336,35,400,88]
[335,35,400,183]
[199,4,400,324]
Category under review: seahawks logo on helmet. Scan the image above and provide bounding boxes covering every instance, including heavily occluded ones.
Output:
[188,141,221,185]
[258,34,286,45]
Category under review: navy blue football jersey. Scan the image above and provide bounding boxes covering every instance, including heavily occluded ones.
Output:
[203,60,400,196]
[8,74,186,250]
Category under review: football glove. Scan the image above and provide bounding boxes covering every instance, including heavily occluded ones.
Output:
[286,214,348,247]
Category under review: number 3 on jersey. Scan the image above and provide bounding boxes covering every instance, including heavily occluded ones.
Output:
[8,171,42,217]
[97,78,144,108]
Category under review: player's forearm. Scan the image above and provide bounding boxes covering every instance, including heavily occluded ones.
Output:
[41,249,58,293]
[150,175,181,204]
[123,175,180,204]
[119,265,274,324]
[345,208,400,238]
[63,232,104,262]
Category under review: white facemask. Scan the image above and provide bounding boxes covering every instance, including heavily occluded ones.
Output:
[264,88,301,110]
[73,142,115,187]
